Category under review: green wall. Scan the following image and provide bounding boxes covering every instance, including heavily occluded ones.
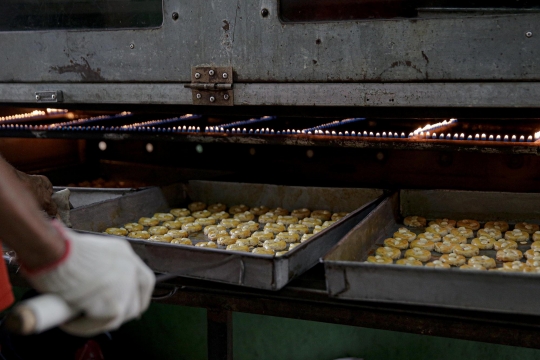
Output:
[10,287,540,359]
[115,302,540,360]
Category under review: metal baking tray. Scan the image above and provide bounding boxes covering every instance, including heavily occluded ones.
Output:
[324,190,540,315]
[54,186,137,209]
[70,181,384,290]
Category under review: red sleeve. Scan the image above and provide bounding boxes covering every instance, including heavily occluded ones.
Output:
[0,245,14,311]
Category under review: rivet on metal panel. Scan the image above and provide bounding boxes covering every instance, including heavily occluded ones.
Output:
[196,93,202,99]
[209,96,216,103]
[209,69,215,76]
[261,8,269,17]
[129,43,135,49]
[51,94,56,100]
[35,95,40,101]
[172,12,179,21]
[526,31,533,38]
[222,72,228,79]
[194,72,201,79]
[223,94,230,100]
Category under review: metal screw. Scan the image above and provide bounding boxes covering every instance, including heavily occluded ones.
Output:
[209,96,216,103]
[172,12,179,21]
[196,93,202,99]
[526,31,533,38]
[223,94,230,100]
[129,43,135,49]
[209,69,215,76]
[222,72,228,79]
[35,94,40,101]
[261,8,269,17]
[194,72,201,79]
[51,94,56,100]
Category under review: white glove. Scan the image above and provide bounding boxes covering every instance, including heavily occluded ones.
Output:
[24,225,155,337]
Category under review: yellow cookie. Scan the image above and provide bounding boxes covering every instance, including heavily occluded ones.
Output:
[471,236,495,250]
[425,260,451,269]
[404,248,431,262]
[153,213,175,222]
[383,238,409,250]
[396,257,423,266]
[367,255,393,264]
[393,228,417,242]
[468,255,496,269]
[460,264,486,271]
[403,216,426,228]
[515,222,539,235]
[434,241,457,254]
[456,219,480,231]
[375,246,401,260]
[496,249,523,262]
[171,238,193,245]
[453,244,480,257]
[484,221,509,232]
[451,227,473,239]
[493,239,518,250]
[440,253,466,266]
[170,208,190,217]
[104,228,127,236]
[478,228,502,240]
[410,238,435,251]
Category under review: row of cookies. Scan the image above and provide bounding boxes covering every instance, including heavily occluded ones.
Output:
[404,216,539,239]
[183,205,345,255]
[367,216,540,272]
[104,201,348,256]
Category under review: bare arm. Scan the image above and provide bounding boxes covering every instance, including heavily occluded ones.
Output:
[0,157,65,270]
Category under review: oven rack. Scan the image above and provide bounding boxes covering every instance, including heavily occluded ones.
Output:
[1,110,540,155]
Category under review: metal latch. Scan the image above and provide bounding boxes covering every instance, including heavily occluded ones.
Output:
[184,66,233,106]
[35,90,63,103]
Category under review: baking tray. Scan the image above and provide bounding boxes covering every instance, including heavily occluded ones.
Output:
[323,190,540,315]
[69,181,384,290]
[53,186,138,209]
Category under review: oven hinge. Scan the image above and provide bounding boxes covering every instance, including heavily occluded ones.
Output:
[184,66,233,106]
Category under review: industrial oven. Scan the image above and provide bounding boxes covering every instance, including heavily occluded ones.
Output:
[2,0,540,355]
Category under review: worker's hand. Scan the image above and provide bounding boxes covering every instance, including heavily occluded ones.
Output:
[23,224,155,337]
[17,172,57,217]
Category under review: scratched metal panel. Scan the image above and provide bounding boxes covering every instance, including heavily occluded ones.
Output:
[70,181,383,290]
[0,0,539,83]
[4,82,540,107]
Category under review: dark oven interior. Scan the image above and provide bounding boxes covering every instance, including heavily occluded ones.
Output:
[1,106,539,193]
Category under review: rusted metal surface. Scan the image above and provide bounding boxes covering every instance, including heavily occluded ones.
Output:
[188,66,234,106]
